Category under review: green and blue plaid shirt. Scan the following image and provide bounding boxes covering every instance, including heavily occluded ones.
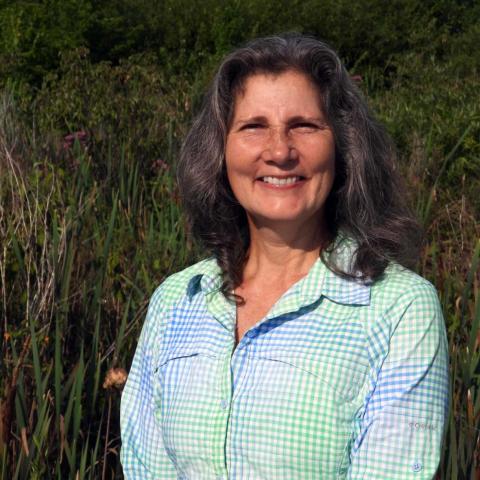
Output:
[121,242,449,479]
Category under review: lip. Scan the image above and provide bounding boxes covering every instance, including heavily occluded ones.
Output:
[255,175,307,189]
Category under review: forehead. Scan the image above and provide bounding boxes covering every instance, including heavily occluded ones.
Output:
[231,70,323,116]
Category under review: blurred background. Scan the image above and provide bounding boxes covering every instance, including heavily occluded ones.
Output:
[0,0,479,478]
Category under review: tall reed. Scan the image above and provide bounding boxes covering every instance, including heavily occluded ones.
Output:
[0,48,479,478]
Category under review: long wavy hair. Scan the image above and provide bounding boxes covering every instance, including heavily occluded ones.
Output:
[177,33,421,299]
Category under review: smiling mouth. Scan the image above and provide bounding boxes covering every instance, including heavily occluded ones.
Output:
[260,176,305,186]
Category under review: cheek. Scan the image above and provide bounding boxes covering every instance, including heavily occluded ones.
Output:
[320,158,336,193]
[226,168,252,204]
[325,154,336,179]
[317,142,336,178]
[225,145,254,182]
[225,160,248,204]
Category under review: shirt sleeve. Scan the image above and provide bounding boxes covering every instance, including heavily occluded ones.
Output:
[120,286,177,479]
[348,281,450,479]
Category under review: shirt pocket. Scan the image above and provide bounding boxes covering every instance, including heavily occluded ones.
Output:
[155,344,218,413]
[250,348,367,403]
[153,345,219,466]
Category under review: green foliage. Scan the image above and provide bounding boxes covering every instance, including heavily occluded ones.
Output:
[0,83,196,478]
[1,0,480,87]
[33,48,191,177]
[370,54,480,221]
[0,1,479,478]
[0,0,92,85]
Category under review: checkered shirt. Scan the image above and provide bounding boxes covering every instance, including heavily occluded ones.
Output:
[120,242,449,479]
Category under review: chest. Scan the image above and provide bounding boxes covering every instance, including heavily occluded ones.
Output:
[153,294,372,479]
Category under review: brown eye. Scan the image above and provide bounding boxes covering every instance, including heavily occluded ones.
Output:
[242,123,264,130]
[293,122,318,130]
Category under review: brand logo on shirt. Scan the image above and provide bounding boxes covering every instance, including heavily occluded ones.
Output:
[408,421,437,431]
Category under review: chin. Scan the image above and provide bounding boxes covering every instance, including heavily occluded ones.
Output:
[249,210,314,225]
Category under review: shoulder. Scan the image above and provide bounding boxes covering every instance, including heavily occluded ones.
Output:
[148,257,219,311]
[331,234,441,312]
[368,263,444,332]
[139,258,219,343]
[372,262,440,304]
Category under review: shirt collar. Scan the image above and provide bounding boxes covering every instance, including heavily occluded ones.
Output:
[300,236,371,306]
[189,235,371,307]
[186,259,223,298]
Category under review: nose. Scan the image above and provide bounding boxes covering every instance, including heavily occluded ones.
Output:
[262,128,297,164]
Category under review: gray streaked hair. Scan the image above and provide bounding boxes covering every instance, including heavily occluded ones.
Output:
[177,33,421,299]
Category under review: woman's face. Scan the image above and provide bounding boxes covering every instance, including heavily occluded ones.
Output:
[225,70,335,231]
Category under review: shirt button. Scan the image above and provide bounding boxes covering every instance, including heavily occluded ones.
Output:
[220,399,228,410]
[411,461,423,472]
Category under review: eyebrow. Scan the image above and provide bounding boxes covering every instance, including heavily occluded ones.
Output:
[233,116,268,126]
[233,115,327,127]
[287,115,327,125]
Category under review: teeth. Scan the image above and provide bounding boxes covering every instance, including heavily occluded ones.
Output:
[262,176,300,185]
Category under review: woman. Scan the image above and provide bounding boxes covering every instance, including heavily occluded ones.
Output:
[121,34,449,479]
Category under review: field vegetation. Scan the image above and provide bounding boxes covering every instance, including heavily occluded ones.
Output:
[0,0,479,478]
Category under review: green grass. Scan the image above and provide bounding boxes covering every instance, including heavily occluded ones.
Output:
[0,45,479,479]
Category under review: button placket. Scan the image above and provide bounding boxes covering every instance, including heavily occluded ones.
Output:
[210,344,234,479]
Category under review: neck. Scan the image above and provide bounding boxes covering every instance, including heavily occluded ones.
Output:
[242,215,331,285]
